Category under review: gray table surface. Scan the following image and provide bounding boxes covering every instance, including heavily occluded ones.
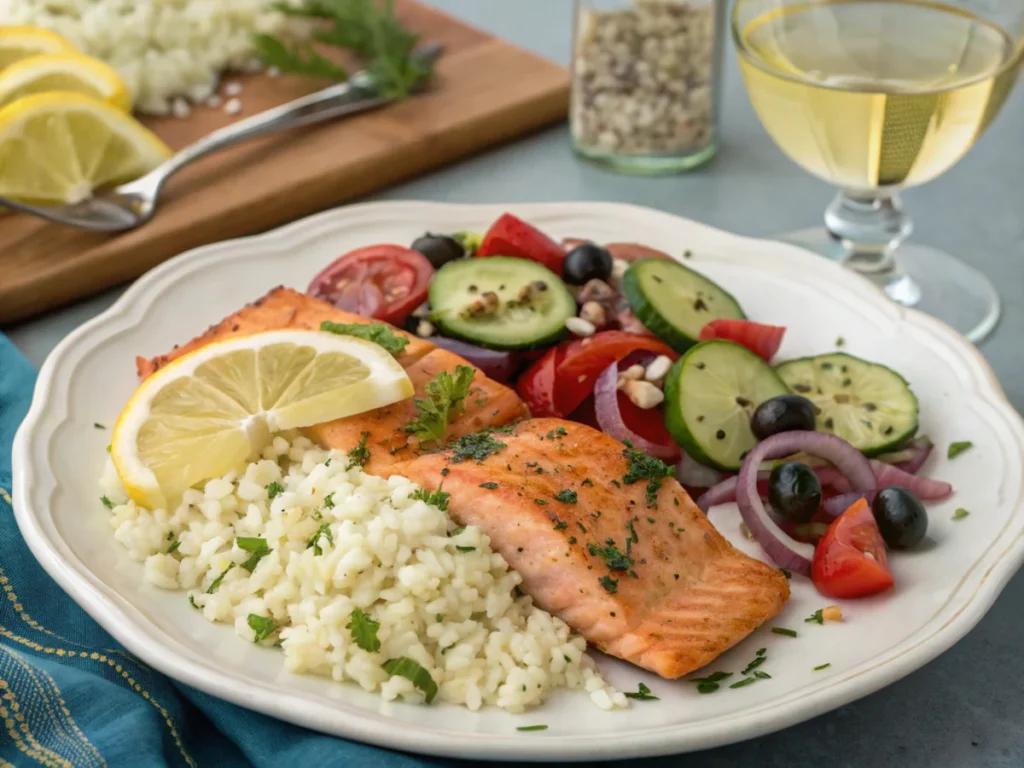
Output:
[6,2,1024,766]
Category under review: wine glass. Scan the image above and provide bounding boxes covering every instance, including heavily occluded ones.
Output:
[732,0,1024,342]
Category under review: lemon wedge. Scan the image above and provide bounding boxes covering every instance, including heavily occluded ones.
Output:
[0,91,170,204]
[111,330,415,510]
[0,53,132,111]
[0,26,78,70]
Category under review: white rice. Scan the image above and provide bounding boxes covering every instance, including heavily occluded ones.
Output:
[1,0,307,114]
[100,434,626,712]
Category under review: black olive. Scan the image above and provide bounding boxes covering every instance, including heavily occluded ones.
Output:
[411,233,466,269]
[768,462,822,523]
[751,394,817,440]
[872,486,928,549]
[562,243,613,285]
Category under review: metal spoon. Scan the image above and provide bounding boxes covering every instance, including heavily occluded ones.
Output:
[0,43,442,232]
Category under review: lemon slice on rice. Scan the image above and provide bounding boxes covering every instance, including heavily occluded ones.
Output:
[0,53,132,111]
[0,92,170,204]
[0,26,78,70]
[111,330,414,510]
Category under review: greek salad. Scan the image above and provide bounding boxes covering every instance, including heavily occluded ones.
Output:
[306,212,961,601]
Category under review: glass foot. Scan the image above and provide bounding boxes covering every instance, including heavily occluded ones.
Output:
[779,227,1001,344]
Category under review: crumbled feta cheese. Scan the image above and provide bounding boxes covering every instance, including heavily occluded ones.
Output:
[644,355,672,383]
[416,320,435,337]
[565,317,596,337]
[224,98,243,116]
[224,81,244,97]
[622,380,664,409]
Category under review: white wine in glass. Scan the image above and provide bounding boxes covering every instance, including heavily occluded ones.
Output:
[733,0,1023,342]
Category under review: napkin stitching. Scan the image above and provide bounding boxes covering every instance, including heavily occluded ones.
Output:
[1,646,98,767]
[0,486,198,768]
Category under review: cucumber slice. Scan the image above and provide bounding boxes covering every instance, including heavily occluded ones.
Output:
[429,257,576,350]
[775,353,918,456]
[622,259,745,353]
[664,340,790,471]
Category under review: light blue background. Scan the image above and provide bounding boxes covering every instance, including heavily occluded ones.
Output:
[6,2,1023,765]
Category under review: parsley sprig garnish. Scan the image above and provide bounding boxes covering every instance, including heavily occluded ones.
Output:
[804,609,824,625]
[382,657,437,703]
[404,365,475,447]
[238,537,271,572]
[411,485,450,511]
[307,522,334,555]
[320,320,410,356]
[947,441,973,460]
[248,614,278,643]
[346,608,381,652]
[346,431,371,469]
[253,0,433,100]
[624,682,659,700]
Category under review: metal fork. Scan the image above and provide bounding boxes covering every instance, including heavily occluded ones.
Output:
[0,43,442,232]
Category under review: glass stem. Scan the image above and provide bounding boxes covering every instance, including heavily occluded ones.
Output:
[823,190,922,306]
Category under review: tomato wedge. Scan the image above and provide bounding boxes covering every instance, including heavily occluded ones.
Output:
[812,498,895,599]
[516,346,566,417]
[476,213,566,275]
[308,245,433,326]
[699,319,786,362]
[556,331,677,415]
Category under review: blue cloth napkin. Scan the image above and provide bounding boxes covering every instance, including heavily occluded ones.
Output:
[0,334,447,768]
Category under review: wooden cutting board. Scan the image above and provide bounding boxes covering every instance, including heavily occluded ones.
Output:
[0,1,569,324]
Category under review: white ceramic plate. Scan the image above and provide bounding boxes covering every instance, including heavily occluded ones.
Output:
[13,202,1024,761]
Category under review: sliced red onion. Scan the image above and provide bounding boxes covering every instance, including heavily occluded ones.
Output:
[697,476,738,512]
[870,460,953,501]
[676,451,727,490]
[698,463,855,512]
[893,436,934,475]
[594,363,680,460]
[822,492,875,520]
[737,432,877,577]
[814,466,853,493]
[429,336,518,383]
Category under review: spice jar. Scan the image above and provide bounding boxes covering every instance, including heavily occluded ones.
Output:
[570,0,725,173]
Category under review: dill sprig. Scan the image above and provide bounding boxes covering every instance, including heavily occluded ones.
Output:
[253,0,432,99]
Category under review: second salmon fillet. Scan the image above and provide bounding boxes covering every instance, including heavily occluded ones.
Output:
[388,418,790,679]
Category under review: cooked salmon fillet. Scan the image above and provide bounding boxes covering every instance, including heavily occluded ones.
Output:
[308,347,528,473]
[388,418,790,679]
[135,286,435,378]
[137,286,528,472]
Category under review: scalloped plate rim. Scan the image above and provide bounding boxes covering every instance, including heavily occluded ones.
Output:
[11,201,1024,761]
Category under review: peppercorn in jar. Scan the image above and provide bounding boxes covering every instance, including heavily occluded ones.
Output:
[570,0,725,173]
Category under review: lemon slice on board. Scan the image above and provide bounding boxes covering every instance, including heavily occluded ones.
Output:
[0,26,78,70]
[0,53,132,111]
[111,330,415,510]
[0,91,170,204]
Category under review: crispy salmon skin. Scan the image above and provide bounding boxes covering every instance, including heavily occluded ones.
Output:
[388,418,790,679]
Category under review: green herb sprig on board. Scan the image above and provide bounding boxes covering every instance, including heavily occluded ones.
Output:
[253,0,433,99]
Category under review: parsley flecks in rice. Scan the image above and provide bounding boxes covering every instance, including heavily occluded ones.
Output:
[99,433,624,713]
